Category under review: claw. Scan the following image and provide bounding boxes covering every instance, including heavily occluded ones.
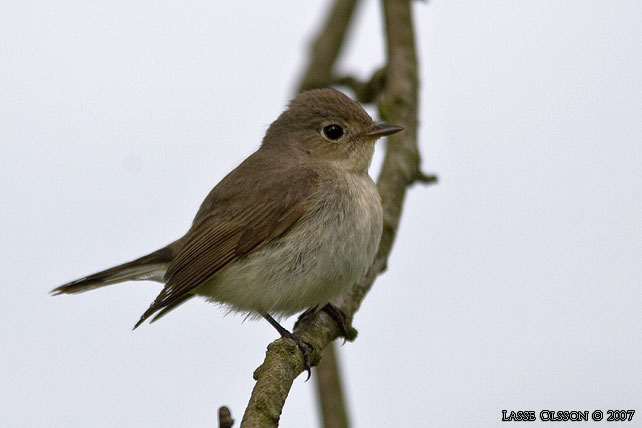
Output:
[289,335,314,381]
[262,313,314,380]
[322,303,349,343]
[297,304,351,343]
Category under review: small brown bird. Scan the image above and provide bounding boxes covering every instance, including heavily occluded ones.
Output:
[52,88,402,369]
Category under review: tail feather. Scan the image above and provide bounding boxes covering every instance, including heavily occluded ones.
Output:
[149,294,194,324]
[51,245,176,295]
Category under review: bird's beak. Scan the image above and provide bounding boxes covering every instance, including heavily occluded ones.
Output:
[365,123,404,138]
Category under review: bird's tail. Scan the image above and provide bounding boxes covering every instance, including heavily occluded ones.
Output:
[51,244,177,295]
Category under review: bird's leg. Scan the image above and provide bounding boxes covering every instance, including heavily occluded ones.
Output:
[261,313,313,380]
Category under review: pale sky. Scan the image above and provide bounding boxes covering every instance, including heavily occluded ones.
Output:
[2,1,641,427]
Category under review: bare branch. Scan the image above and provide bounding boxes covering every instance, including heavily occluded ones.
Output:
[297,0,361,92]
[334,68,386,104]
[219,406,235,428]
[314,343,350,428]
[415,171,438,185]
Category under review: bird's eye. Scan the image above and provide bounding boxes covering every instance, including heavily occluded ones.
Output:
[322,124,344,141]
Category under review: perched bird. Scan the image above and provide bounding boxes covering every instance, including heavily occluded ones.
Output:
[52,88,402,370]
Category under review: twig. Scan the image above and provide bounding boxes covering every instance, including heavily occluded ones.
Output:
[314,343,350,428]
[297,0,361,92]
[334,68,386,104]
[219,406,235,428]
[415,171,438,184]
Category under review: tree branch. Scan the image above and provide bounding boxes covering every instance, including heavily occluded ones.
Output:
[241,0,425,426]
[334,68,386,104]
[297,0,361,92]
[219,406,235,428]
[314,343,350,428]
[376,0,422,256]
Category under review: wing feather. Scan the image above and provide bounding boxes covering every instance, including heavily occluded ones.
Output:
[134,153,319,328]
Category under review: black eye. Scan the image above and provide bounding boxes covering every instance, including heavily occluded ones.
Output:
[322,124,344,141]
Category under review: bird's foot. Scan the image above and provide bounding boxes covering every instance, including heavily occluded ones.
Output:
[321,303,350,343]
[262,313,313,380]
[281,330,314,381]
[296,303,356,343]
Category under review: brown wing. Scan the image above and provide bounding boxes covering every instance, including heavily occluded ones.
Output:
[134,151,319,328]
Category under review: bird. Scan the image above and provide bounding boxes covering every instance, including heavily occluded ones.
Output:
[52,88,402,372]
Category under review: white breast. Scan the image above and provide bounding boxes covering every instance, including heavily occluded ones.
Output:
[194,172,383,317]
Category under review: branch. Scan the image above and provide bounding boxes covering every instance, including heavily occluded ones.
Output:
[297,0,361,92]
[314,343,350,428]
[376,0,423,257]
[219,406,235,428]
[241,0,425,426]
[334,68,386,104]
[415,171,438,184]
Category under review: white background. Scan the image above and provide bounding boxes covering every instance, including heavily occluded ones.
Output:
[2,1,641,427]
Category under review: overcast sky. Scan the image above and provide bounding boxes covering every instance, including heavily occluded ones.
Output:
[2,1,641,427]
